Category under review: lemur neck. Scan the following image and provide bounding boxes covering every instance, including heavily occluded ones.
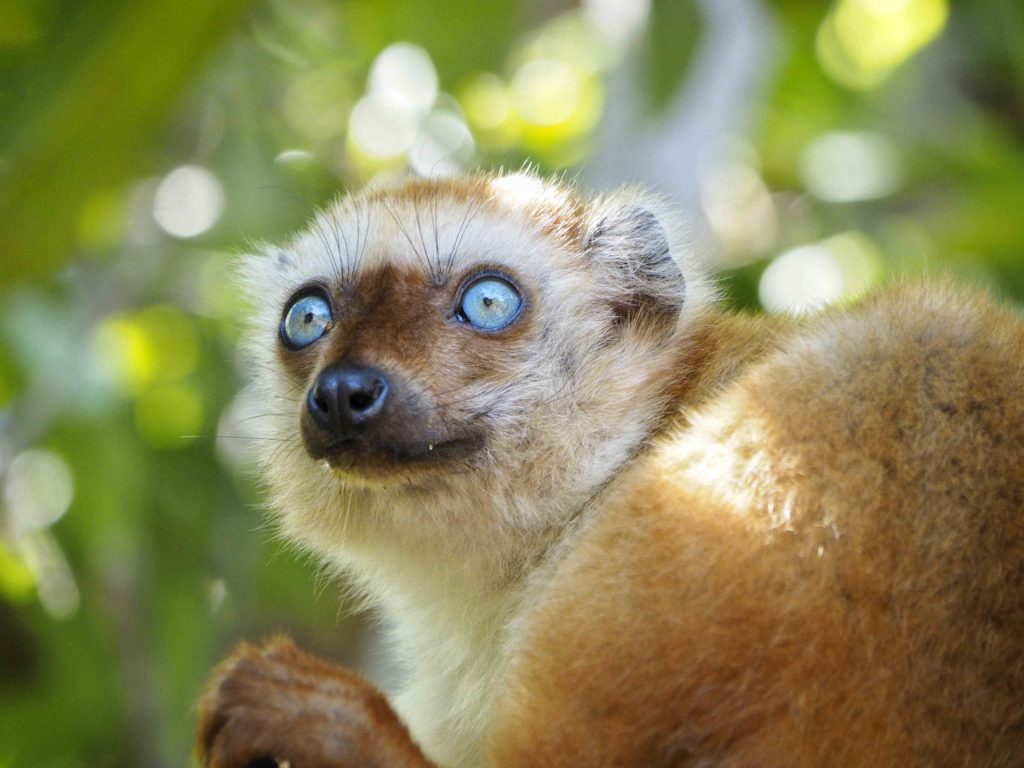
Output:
[655,307,795,432]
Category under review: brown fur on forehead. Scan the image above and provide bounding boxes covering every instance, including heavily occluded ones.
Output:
[366,176,496,209]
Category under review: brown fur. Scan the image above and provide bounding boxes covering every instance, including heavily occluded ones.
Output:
[365,176,495,210]
[198,175,1024,767]
[197,637,432,768]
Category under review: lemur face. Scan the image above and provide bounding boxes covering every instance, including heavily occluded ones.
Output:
[241,175,694,498]
[280,250,534,482]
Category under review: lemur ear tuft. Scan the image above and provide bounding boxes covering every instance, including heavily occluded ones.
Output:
[584,200,686,324]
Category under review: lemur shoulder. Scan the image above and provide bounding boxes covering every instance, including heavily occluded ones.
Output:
[197,173,1024,768]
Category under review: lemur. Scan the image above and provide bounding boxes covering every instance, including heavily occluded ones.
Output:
[197,173,1024,768]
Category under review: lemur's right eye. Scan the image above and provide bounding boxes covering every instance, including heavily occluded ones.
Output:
[457,276,523,331]
[281,292,332,349]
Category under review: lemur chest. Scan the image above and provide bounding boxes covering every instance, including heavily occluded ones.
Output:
[392,626,512,768]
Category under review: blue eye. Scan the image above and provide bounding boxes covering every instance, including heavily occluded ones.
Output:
[458,276,523,331]
[281,292,332,349]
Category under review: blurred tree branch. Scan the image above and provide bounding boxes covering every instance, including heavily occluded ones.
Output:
[585,0,778,210]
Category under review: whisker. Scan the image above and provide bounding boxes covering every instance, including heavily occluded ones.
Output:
[215,434,294,442]
[310,216,342,286]
[413,200,439,284]
[531,377,576,409]
[431,193,442,278]
[447,197,483,281]
[265,436,303,467]
[356,205,373,276]
[328,206,353,287]
[233,412,295,425]
[430,379,520,412]
[257,185,311,210]
[383,200,430,276]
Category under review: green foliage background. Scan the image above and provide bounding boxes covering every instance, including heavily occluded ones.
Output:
[0,0,1022,765]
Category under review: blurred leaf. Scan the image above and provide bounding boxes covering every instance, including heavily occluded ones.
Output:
[0,0,252,286]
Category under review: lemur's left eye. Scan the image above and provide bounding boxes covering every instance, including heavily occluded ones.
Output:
[281,292,332,349]
[458,276,523,331]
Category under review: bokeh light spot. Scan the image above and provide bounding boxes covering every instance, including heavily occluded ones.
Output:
[519,11,612,76]
[275,149,316,165]
[410,112,476,177]
[817,0,948,90]
[824,230,885,297]
[368,42,438,113]
[348,93,419,161]
[759,244,845,315]
[512,59,602,158]
[0,541,35,602]
[512,59,580,127]
[759,231,884,314]
[209,578,228,615]
[4,449,75,535]
[460,73,511,132]
[583,0,651,52]
[701,157,778,261]
[800,131,902,202]
[19,531,80,620]
[93,317,152,395]
[92,305,200,396]
[152,165,225,239]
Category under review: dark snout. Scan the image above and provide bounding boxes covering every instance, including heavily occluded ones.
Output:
[300,360,485,474]
[306,363,390,440]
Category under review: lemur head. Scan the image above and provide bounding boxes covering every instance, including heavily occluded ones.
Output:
[239,173,712,560]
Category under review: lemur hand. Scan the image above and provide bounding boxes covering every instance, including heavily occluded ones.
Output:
[196,637,435,768]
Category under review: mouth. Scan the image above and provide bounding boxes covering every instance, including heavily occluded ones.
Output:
[302,430,486,479]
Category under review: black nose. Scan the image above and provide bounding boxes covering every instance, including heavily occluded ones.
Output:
[307,364,390,437]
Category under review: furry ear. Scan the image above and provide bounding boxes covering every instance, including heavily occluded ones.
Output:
[583,198,686,324]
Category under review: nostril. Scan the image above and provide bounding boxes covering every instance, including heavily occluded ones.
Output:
[349,390,374,412]
[349,379,386,413]
[306,385,335,432]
